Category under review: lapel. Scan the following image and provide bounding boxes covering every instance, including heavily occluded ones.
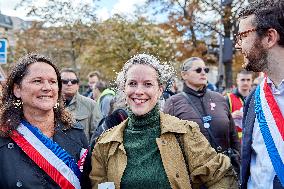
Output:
[67,93,78,112]
[241,90,256,188]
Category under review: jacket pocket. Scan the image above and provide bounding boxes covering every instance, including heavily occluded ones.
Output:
[75,114,88,121]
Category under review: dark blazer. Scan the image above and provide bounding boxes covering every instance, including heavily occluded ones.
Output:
[241,88,256,189]
[241,87,283,189]
[0,122,91,189]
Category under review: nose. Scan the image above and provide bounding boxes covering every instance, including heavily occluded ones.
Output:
[42,80,52,91]
[67,80,73,86]
[201,69,206,74]
[134,84,144,95]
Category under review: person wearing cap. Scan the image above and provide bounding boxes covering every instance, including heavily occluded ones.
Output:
[163,57,240,180]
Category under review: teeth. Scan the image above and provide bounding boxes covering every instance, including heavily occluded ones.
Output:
[134,99,146,104]
[39,96,52,99]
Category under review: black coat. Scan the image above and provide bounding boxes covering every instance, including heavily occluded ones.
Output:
[0,122,91,189]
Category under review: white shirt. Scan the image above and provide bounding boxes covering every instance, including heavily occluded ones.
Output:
[248,78,284,189]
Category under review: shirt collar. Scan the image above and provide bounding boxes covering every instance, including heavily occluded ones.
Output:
[266,77,284,94]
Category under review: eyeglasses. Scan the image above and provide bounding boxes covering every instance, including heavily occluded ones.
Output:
[235,28,257,46]
[62,79,79,85]
[191,67,210,73]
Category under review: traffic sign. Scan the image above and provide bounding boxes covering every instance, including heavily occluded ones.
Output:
[0,39,7,64]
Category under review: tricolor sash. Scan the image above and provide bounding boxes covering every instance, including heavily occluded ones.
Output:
[11,120,87,189]
[255,77,284,187]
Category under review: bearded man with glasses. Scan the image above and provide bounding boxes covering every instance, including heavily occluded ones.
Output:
[236,1,284,189]
[61,68,102,142]
[163,57,240,188]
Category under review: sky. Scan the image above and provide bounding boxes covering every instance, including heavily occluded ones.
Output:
[0,0,148,21]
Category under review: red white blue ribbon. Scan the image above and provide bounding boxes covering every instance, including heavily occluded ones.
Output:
[78,148,88,172]
[11,120,83,189]
[255,77,284,187]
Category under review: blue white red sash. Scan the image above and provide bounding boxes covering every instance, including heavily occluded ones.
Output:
[10,120,87,189]
[255,77,284,187]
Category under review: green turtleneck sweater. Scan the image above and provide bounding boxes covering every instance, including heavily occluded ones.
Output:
[120,105,171,189]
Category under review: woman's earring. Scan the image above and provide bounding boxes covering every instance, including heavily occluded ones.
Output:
[54,102,60,109]
[14,99,22,108]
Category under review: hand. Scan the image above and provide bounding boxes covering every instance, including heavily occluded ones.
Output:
[231,110,243,119]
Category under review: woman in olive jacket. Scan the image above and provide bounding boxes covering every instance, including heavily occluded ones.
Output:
[90,54,238,189]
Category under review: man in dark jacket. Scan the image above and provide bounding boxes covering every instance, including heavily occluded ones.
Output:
[163,57,240,178]
[236,1,284,188]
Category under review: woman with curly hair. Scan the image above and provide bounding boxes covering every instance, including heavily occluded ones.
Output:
[0,53,90,189]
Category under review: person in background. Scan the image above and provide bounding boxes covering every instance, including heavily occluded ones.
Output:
[90,54,238,189]
[0,54,90,188]
[61,68,101,142]
[90,107,128,150]
[236,1,284,188]
[92,81,116,118]
[162,78,178,100]
[163,57,240,180]
[83,71,101,99]
[159,78,178,111]
[226,70,253,142]
[207,81,217,91]
[215,74,225,93]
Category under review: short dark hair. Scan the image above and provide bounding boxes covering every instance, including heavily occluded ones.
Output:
[60,68,79,81]
[239,0,284,47]
[94,81,107,92]
[238,69,253,75]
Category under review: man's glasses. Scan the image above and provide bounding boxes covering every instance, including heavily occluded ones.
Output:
[235,28,257,46]
[62,79,79,85]
[192,67,210,74]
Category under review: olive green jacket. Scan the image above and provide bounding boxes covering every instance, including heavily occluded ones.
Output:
[67,92,102,142]
[90,112,238,189]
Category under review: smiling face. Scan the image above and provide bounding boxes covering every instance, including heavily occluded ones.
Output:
[13,62,59,114]
[236,15,268,72]
[125,64,163,116]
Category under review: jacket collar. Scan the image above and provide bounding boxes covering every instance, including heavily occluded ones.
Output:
[68,92,79,106]
[183,82,207,97]
[98,112,187,144]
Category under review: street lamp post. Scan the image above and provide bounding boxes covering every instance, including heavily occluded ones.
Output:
[218,0,225,88]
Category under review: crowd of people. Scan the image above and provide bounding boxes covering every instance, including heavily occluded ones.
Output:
[0,0,283,188]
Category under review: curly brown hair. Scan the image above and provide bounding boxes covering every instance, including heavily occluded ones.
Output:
[0,53,73,137]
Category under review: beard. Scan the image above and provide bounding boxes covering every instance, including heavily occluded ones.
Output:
[244,39,268,72]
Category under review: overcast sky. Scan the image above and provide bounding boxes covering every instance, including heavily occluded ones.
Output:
[0,0,148,21]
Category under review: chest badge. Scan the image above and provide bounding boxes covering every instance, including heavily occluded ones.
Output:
[210,102,216,110]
